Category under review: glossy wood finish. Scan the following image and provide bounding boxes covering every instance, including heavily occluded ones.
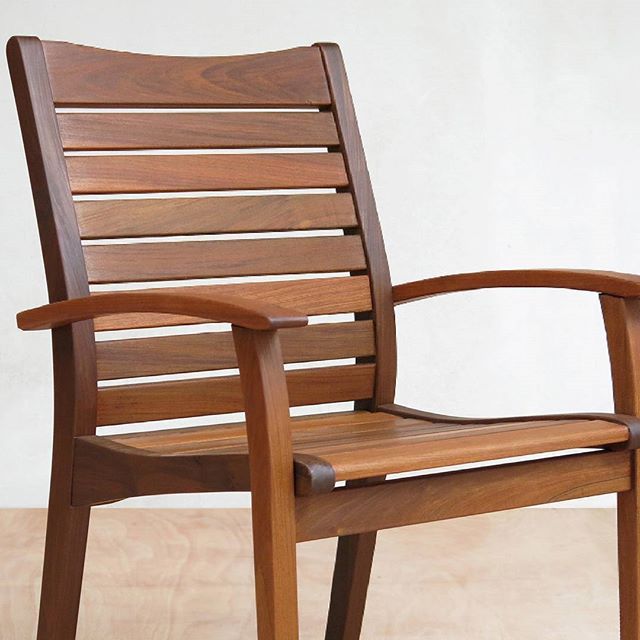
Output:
[17,290,308,331]
[58,111,339,150]
[75,193,357,239]
[92,276,372,331]
[618,452,640,640]
[43,41,331,107]
[601,296,640,639]
[7,36,97,640]
[72,411,627,502]
[66,152,348,194]
[601,296,640,416]
[317,45,397,638]
[296,451,631,542]
[96,364,375,425]
[233,327,299,640]
[325,478,383,640]
[84,235,365,283]
[317,43,397,408]
[96,320,375,380]
[393,269,640,304]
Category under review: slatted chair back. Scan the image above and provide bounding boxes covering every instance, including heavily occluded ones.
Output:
[8,37,396,434]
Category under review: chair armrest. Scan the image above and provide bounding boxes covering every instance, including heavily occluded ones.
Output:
[17,290,308,331]
[393,269,640,305]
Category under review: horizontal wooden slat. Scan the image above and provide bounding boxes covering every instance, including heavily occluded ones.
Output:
[312,419,629,480]
[43,42,331,107]
[97,363,375,425]
[114,413,626,473]
[66,152,348,194]
[75,193,358,239]
[58,111,339,150]
[96,320,375,380]
[295,451,631,541]
[84,235,365,284]
[93,275,373,331]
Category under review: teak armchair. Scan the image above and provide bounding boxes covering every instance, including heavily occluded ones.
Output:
[7,35,640,640]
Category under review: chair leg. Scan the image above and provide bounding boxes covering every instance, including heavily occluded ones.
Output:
[250,501,299,640]
[325,531,378,640]
[36,489,90,640]
[618,451,640,640]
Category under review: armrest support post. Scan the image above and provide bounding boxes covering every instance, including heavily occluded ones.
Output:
[601,295,640,416]
[232,326,298,634]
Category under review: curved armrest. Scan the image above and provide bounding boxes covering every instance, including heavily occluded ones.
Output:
[393,269,640,305]
[17,291,308,331]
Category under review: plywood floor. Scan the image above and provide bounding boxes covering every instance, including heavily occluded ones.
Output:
[0,508,620,639]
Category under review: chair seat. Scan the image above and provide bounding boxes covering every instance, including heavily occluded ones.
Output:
[103,410,629,494]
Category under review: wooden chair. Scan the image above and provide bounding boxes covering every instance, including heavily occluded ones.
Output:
[7,35,640,640]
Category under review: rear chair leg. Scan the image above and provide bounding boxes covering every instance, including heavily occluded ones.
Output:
[325,531,378,640]
[36,485,90,640]
[618,450,640,640]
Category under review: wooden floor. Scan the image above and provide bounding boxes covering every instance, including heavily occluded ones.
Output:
[0,508,620,639]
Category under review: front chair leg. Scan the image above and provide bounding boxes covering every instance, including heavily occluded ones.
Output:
[233,326,299,639]
[250,486,299,640]
[600,296,640,639]
[618,451,640,640]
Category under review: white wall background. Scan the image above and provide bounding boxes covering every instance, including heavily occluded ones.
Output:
[1,0,639,508]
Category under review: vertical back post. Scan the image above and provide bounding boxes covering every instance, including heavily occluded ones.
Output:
[316,43,397,408]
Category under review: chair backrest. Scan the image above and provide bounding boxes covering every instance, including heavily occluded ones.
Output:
[7,37,396,434]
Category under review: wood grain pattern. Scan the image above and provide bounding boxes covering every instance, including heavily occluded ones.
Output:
[233,327,299,639]
[601,296,640,417]
[295,451,631,542]
[317,43,397,408]
[75,193,358,239]
[393,269,640,304]
[84,235,365,283]
[96,320,375,380]
[92,275,372,331]
[58,111,339,150]
[325,478,383,640]
[315,419,628,481]
[105,410,627,481]
[17,289,309,332]
[109,410,394,451]
[14,35,640,640]
[43,41,331,107]
[600,295,640,638]
[66,152,348,194]
[7,36,97,640]
[618,451,640,640]
[96,364,376,425]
